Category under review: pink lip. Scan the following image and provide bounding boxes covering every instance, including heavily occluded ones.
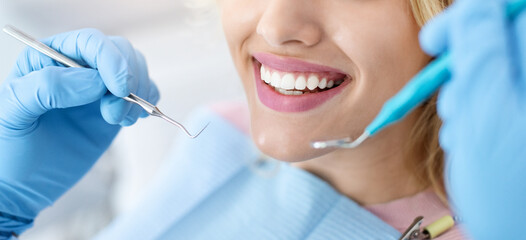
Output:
[253,52,347,74]
[252,53,350,113]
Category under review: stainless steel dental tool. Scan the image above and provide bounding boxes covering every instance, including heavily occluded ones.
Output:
[2,25,208,138]
[311,0,526,149]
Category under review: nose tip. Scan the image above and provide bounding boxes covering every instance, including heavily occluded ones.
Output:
[257,23,322,47]
[256,2,322,48]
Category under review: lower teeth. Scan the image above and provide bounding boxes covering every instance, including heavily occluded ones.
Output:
[271,79,344,96]
[275,88,304,95]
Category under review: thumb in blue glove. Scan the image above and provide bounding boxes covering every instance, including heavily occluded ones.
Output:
[419,0,526,239]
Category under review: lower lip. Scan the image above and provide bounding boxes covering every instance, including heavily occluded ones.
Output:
[253,61,350,113]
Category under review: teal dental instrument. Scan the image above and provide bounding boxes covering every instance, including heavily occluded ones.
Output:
[311,0,526,149]
[2,25,208,138]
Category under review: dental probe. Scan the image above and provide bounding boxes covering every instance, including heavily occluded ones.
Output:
[2,25,208,139]
[312,0,526,149]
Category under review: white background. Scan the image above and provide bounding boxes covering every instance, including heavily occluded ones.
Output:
[0,0,244,239]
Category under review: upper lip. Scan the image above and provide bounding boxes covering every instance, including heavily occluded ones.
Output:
[253,52,348,75]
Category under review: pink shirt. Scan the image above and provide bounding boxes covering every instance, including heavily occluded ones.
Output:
[366,189,466,239]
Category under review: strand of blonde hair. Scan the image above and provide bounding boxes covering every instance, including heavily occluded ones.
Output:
[407,0,453,205]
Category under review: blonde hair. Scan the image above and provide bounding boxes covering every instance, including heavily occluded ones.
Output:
[407,0,453,205]
[410,0,453,26]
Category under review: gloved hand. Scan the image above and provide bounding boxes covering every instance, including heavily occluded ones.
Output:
[419,0,526,239]
[0,28,159,237]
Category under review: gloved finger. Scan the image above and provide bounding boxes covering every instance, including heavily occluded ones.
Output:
[419,8,451,56]
[96,37,138,126]
[139,110,149,119]
[131,49,156,119]
[102,37,150,126]
[39,29,133,98]
[438,0,514,137]
[118,49,151,125]
[100,94,129,125]
[139,81,160,118]
[108,36,141,97]
[133,49,153,103]
[449,0,513,83]
[10,47,61,78]
[123,49,154,124]
[0,67,106,128]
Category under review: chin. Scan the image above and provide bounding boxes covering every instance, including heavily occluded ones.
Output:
[250,126,333,162]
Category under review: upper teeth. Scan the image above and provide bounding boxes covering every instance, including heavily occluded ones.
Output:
[260,65,340,92]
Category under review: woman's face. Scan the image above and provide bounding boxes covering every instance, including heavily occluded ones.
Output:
[220,0,430,162]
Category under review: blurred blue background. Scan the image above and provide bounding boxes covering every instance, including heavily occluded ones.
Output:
[0,0,243,239]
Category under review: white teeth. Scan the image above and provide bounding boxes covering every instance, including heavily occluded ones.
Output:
[295,76,307,90]
[319,78,327,89]
[260,65,266,81]
[261,66,271,84]
[264,71,271,84]
[276,88,287,94]
[280,74,296,90]
[259,64,343,93]
[270,72,281,87]
[327,80,334,88]
[307,75,319,90]
[274,88,304,96]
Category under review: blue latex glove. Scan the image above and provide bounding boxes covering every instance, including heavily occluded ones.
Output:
[0,29,159,238]
[419,0,526,239]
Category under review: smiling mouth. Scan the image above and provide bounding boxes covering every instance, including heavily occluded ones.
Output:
[257,61,348,96]
[252,53,352,112]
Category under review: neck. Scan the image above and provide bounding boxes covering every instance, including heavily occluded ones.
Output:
[292,112,427,205]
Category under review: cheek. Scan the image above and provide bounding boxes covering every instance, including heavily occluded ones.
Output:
[332,5,429,109]
[220,0,262,97]
[221,0,263,56]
